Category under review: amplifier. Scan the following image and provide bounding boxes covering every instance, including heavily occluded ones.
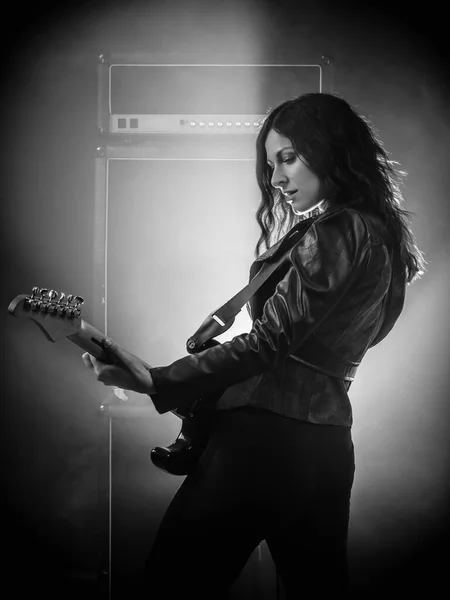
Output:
[98,57,332,135]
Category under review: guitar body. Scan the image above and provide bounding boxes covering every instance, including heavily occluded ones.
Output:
[150,339,221,476]
[150,400,215,476]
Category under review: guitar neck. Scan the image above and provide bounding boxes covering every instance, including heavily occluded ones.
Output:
[68,320,112,362]
[68,320,152,368]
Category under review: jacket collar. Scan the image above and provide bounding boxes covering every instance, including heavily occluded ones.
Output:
[254,203,337,262]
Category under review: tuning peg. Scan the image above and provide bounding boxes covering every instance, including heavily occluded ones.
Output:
[46,290,59,313]
[28,286,41,309]
[36,288,50,311]
[71,296,84,316]
[64,294,75,316]
[74,296,85,308]
[56,292,67,315]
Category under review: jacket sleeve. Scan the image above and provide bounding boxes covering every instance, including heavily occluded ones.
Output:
[149,208,368,413]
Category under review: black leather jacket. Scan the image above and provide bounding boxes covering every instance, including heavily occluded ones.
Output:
[150,206,406,427]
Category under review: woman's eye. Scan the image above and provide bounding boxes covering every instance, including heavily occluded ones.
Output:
[267,156,295,168]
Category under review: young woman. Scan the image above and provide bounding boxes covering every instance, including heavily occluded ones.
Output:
[83,92,425,598]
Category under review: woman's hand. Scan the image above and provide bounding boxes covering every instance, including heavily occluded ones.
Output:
[82,338,156,395]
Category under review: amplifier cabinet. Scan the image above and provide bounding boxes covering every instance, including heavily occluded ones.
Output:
[93,139,260,404]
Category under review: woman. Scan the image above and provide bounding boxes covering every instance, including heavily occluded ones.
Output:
[83,92,425,598]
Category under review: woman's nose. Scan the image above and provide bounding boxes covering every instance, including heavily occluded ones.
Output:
[271,165,288,189]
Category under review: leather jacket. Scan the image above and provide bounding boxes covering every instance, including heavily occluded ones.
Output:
[149,205,406,427]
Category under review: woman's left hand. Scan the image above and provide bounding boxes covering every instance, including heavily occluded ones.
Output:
[82,338,156,395]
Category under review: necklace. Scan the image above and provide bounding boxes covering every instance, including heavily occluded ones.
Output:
[297,199,328,220]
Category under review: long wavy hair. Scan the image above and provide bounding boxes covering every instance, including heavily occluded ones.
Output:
[255,92,426,283]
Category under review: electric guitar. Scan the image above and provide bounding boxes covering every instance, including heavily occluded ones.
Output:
[7,286,216,476]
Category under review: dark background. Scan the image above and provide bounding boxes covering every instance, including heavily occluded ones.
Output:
[1,1,449,598]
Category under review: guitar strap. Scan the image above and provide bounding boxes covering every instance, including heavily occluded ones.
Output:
[185,224,310,354]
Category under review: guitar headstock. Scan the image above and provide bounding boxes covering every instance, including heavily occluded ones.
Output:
[8,286,84,342]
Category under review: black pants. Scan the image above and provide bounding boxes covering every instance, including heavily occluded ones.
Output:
[144,407,355,599]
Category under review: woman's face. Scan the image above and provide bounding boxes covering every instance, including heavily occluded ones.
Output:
[265,129,322,215]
